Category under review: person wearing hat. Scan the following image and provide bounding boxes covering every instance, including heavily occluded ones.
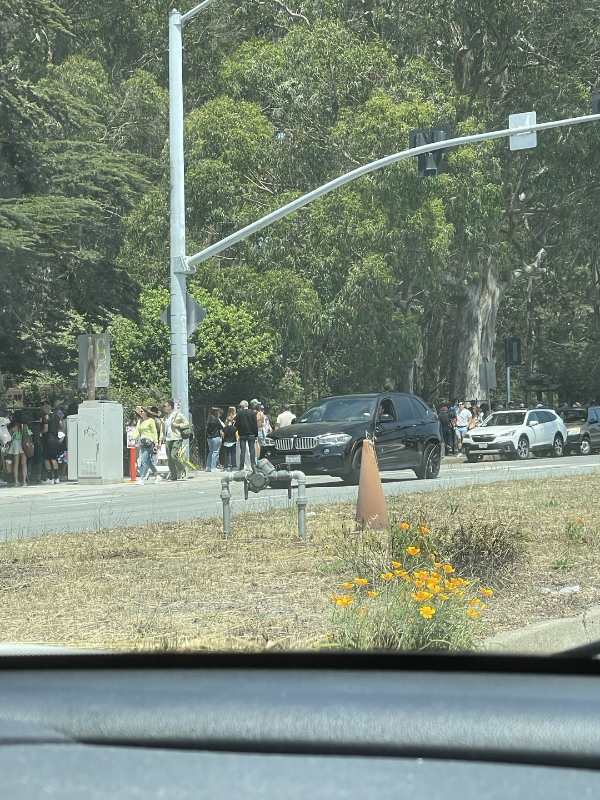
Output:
[133,407,162,485]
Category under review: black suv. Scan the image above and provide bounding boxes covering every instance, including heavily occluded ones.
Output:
[556,406,600,455]
[261,393,443,484]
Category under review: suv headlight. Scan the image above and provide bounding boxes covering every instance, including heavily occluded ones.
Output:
[264,436,275,446]
[568,426,581,435]
[498,429,516,437]
[316,433,352,446]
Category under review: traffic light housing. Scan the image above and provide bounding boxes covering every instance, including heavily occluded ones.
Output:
[409,126,451,177]
[505,337,522,366]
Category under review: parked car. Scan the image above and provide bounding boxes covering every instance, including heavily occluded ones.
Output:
[261,393,443,484]
[461,408,567,462]
[556,406,600,455]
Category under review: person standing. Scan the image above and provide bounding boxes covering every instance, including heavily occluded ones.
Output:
[221,407,238,471]
[162,398,189,481]
[275,404,296,429]
[133,407,161,485]
[455,400,472,455]
[40,400,64,484]
[205,407,224,472]
[236,400,258,469]
[438,406,457,456]
[8,411,31,487]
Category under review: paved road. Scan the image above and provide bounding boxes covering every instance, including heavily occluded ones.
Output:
[1,454,599,540]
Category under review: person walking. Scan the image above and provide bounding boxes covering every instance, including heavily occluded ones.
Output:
[40,400,64,485]
[133,407,161,485]
[236,400,258,469]
[162,398,189,481]
[438,405,457,456]
[221,407,238,471]
[8,411,32,486]
[205,407,224,472]
[275,404,296,429]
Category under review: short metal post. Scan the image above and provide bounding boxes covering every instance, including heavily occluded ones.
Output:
[292,470,307,540]
[220,474,231,537]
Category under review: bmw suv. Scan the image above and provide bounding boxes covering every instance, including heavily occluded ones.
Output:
[261,393,443,484]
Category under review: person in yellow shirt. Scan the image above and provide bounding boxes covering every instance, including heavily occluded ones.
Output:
[133,407,162,485]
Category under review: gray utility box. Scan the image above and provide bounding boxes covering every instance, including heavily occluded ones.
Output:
[75,401,124,485]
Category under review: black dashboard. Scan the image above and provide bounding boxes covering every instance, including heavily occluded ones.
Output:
[1,650,599,798]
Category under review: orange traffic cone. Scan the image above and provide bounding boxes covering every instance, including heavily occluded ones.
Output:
[356,439,389,530]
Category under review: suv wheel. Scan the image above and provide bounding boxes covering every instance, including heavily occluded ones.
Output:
[578,437,591,456]
[551,434,564,457]
[516,437,529,460]
[414,443,441,480]
[341,446,362,485]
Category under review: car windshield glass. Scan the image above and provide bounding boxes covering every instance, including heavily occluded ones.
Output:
[482,412,526,426]
[558,410,587,423]
[297,397,377,423]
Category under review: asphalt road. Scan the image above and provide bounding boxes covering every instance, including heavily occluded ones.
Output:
[1,454,599,540]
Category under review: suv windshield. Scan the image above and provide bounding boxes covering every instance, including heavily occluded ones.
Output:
[298,397,377,423]
[482,411,527,427]
[558,410,587,423]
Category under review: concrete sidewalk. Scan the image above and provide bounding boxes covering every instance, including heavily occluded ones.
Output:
[484,605,600,655]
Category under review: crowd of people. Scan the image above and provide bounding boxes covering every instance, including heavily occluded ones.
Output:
[0,400,76,487]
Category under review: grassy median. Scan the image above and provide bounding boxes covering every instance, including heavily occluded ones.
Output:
[0,473,599,651]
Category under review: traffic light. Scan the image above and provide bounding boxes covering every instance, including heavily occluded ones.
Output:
[504,337,522,366]
[409,126,451,177]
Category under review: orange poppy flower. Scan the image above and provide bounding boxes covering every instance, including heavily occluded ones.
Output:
[414,571,429,581]
[406,546,420,556]
[419,605,436,619]
[397,570,411,581]
[578,517,585,524]
[481,587,494,596]
[414,579,425,588]
[469,599,481,606]
[401,522,410,531]
[439,593,450,600]
[412,590,433,602]
[381,572,394,581]
[336,595,355,608]
[428,584,442,594]
[433,561,442,569]
[391,561,402,569]
[343,582,355,589]
[355,578,369,586]
[467,609,479,618]
[367,590,378,598]
[420,526,430,535]
[443,564,455,574]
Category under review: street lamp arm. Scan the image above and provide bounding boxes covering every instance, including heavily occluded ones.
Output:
[186,111,600,269]
[181,0,218,24]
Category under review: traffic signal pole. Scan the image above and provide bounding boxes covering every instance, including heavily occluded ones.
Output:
[186,111,600,269]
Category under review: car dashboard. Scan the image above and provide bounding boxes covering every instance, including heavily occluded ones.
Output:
[1,650,600,798]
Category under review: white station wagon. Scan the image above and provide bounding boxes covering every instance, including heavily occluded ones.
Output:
[461,408,568,462]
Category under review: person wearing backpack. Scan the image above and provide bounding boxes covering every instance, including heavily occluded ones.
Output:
[162,398,189,481]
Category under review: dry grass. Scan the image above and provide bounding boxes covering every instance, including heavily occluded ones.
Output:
[0,473,599,651]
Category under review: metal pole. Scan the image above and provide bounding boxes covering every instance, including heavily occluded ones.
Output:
[221,473,231,537]
[292,470,307,540]
[507,365,511,406]
[187,111,600,269]
[168,9,189,420]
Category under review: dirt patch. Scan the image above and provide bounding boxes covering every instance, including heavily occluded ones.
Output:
[0,474,598,650]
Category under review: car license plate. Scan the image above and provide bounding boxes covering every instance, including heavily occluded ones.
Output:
[478,443,488,449]
[286,455,301,464]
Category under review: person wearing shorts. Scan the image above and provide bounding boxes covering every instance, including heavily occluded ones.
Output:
[41,401,64,484]
[455,400,472,454]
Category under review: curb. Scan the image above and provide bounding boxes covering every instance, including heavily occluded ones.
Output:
[483,605,600,654]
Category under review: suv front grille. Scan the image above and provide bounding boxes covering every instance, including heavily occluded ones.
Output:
[275,436,318,451]
[470,434,496,442]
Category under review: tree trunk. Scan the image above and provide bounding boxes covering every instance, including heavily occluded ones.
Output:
[449,258,508,402]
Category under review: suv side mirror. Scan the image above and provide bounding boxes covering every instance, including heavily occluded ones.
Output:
[290,418,297,424]
[528,419,539,427]
[378,414,394,423]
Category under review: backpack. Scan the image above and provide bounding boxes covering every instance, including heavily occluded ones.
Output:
[180,419,194,440]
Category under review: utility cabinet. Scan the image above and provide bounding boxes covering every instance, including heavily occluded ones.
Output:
[76,401,124,485]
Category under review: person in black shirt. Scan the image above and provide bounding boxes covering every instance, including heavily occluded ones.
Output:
[438,405,457,456]
[221,407,238,471]
[205,408,224,472]
[235,400,258,469]
[41,400,64,484]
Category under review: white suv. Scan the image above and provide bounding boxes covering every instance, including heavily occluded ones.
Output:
[461,408,568,462]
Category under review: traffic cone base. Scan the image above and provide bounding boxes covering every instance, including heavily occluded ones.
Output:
[356,439,389,530]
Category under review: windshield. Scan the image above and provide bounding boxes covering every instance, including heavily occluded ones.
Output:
[297,397,377,423]
[482,412,527,427]
[558,410,587,423]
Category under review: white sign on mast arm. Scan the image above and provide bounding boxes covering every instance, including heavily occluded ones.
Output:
[509,112,537,150]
